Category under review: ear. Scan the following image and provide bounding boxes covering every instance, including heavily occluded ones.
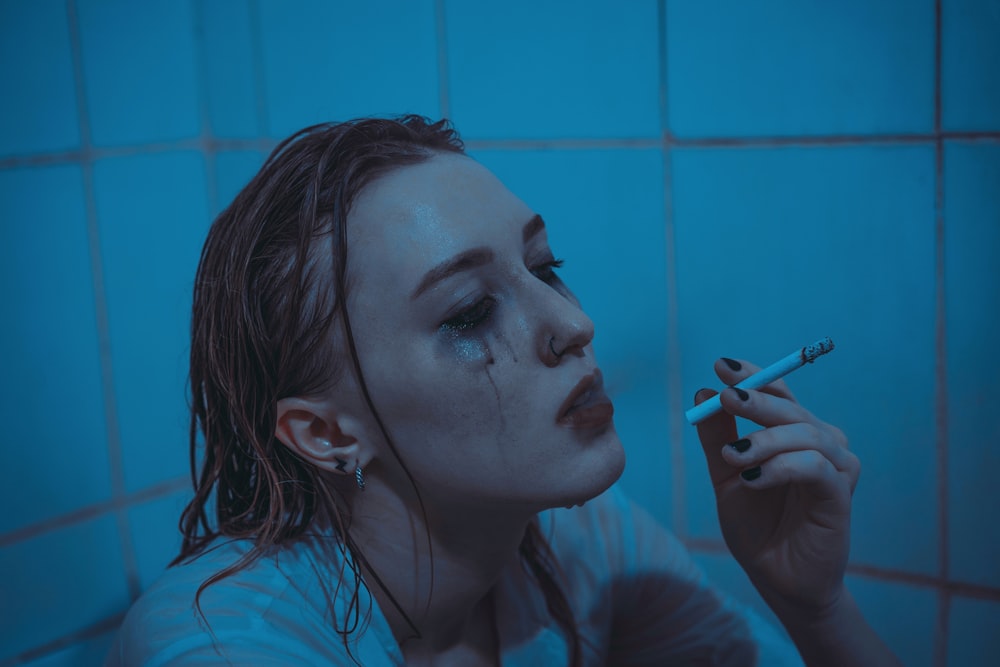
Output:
[274,396,374,476]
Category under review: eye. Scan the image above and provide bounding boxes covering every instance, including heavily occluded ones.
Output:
[531,258,564,285]
[442,296,496,331]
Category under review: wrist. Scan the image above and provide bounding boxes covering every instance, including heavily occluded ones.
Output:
[762,582,849,636]
[764,587,902,667]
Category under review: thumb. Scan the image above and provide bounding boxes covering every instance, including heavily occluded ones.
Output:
[694,388,740,485]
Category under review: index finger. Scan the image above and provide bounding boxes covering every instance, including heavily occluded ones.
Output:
[694,388,740,486]
[714,357,797,402]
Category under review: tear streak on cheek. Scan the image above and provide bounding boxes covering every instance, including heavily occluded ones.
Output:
[484,363,506,434]
[447,335,506,433]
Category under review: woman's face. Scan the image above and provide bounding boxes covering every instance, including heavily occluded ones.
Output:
[343,152,625,513]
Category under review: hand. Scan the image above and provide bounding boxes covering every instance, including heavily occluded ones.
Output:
[694,357,861,616]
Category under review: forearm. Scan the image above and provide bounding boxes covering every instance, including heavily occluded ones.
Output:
[770,588,902,667]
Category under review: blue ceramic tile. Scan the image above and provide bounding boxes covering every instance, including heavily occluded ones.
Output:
[127,488,191,591]
[471,148,671,520]
[0,166,112,534]
[945,141,1000,588]
[200,0,260,138]
[0,1,80,156]
[447,1,660,139]
[258,0,439,139]
[666,1,935,138]
[93,152,210,492]
[942,0,1000,131]
[843,574,936,667]
[214,149,264,216]
[948,596,1000,666]
[0,514,129,660]
[77,0,200,146]
[612,387,672,526]
[672,145,939,577]
[21,632,116,667]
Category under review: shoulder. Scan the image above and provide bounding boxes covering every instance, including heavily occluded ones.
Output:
[107,537,393,666]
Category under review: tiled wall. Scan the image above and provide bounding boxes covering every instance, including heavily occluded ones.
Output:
[1,1,997,665]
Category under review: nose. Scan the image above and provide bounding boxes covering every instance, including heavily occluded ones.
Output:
[538,290,595,367]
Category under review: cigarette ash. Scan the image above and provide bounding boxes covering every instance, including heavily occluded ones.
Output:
[802,337,835,363]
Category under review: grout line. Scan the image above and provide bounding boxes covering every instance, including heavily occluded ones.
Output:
[0,137,276,169]
[247,0,270,138]
[0,610,126,667]
[933,0,950,664]
[672,133,941,148]
[64,0,142,603]
[0,477,190,549]
[684,538,1000,602]
[434,0,451,120]
[192,1,219,217]
[466,137,664,151]
[4,131,1000,170]
[657,0,687,540]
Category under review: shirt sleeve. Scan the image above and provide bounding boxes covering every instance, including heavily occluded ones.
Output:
[583,486,804,667]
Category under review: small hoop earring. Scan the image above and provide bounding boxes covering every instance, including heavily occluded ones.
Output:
[355,464,366,491]
[549,337,564,359]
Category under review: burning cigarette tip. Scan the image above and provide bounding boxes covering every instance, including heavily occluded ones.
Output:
[803,337,835,363]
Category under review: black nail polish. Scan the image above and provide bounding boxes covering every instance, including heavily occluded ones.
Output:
[729,438,751,453]
[732,387,749,401]
[694,388,710,403]
[741,466,762,481]
[722,357,742,372]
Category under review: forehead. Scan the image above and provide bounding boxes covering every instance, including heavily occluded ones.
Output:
[347,153,536,272]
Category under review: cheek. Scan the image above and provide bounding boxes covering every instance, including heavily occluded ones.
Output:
[386,333,531,445]
[447,334,491,364]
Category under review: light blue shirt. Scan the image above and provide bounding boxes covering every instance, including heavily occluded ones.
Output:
[108,486,803,665]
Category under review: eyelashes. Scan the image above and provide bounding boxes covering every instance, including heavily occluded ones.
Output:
[531,258,564,285]
[441,258,566,332]
[443,296,497,331]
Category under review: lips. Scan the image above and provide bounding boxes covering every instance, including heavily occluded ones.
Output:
[557,369,614,429]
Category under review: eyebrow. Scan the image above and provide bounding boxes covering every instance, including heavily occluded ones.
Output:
[523,214,545,243]
[410,214,546,300]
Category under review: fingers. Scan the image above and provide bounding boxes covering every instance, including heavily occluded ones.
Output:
[694,388,740,486]
[718,384,818,429]
[697,357,860,495]
[725,449,858,500]
[720,423,861,492]
[714,357,796,402]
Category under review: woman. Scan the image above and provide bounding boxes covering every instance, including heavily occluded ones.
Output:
[109,116,899,666]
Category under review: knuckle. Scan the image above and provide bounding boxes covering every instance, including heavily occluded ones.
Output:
[797,422,823,445]
[802,449,830,476]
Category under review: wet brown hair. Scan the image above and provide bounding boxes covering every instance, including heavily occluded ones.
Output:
[173,115,583,665]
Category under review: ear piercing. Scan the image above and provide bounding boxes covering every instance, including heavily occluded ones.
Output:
[320,441,364,490]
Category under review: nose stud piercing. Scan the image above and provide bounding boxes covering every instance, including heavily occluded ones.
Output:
[549,337,565,359]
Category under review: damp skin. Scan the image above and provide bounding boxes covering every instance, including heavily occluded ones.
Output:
[340,151,625,510]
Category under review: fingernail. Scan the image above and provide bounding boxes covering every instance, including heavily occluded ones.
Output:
[732,386,750,401]
[722,357,742,372]
[729,438,751,453]
[741,466,762,481]
[694,388,711,403]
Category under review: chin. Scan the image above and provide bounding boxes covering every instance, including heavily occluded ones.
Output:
[559,429,626,509]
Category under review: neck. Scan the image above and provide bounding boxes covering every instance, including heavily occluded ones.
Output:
[348,474,535,657]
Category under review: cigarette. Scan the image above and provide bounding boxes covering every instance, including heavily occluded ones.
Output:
[685,337,835,425]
